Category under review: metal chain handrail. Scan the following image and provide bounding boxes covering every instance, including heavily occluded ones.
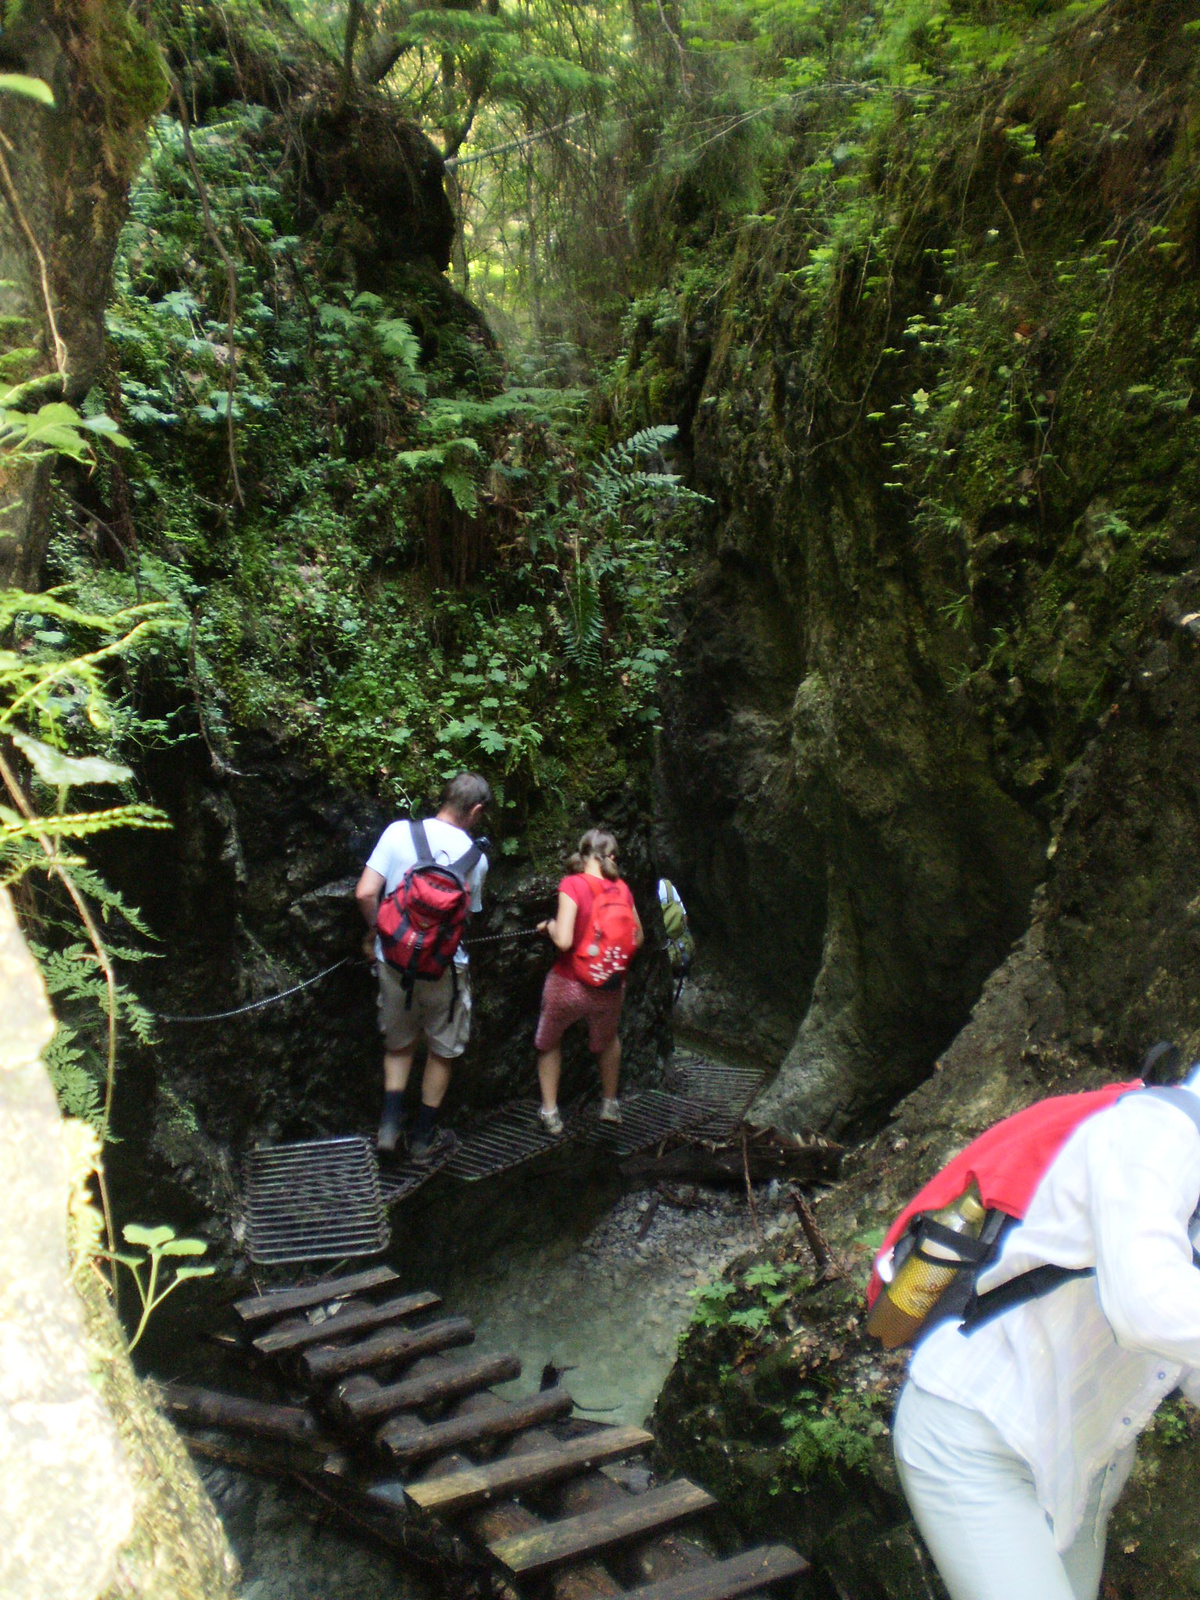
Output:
[154,930,546,1025]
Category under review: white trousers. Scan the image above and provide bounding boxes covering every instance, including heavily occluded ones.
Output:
[893,1383,1108,1600]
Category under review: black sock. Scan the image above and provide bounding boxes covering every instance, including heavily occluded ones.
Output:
[382,1090,405,1127]
[412,1102,438,1143]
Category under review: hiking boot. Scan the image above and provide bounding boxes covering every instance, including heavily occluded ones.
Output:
[408,1125,456,1168]
[598,1098,622,1125]
[538,1104,565,1137]
[377,1111,404,1154]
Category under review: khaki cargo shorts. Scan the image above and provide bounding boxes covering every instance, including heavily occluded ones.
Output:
[377,962,472,1058]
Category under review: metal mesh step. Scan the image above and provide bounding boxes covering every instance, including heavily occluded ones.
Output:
[377,1146,455,1205]
[669,1053,767,1115]
[246,1137,390,1265]
[446,1102,580,1182]
[579,1089,718,1157]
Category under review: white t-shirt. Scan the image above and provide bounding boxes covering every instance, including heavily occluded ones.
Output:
[366,818,487,968]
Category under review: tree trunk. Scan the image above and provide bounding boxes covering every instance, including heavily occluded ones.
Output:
[0,0,167,588]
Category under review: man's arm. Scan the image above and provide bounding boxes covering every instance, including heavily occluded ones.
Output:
[355,865,385,928]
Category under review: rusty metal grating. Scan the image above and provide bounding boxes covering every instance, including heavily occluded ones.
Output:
[246,1137,389,1265]
[446,1102,580,1182]
[670,1053,767,1117]
[582,1089,716,1157]
[377,1148,454,1206]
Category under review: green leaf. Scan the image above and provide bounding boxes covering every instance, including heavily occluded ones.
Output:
[0,74,55,106]
[172,1264,216,1281]
[158,1237,208,1256]
[123,1223,175,1249]
[13,732,133,789]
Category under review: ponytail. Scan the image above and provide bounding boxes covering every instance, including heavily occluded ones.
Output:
[569,827,620,880]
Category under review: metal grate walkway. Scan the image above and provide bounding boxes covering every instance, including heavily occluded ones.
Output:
[447,1101,582,1181]
[669,1052,767,1119]
[246,1136,389,1265]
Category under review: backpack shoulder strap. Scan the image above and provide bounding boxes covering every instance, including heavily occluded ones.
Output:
[409,818,434,866]
[452,840,482,878]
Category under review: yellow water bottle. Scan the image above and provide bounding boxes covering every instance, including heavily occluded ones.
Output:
[867,1184,987,1349]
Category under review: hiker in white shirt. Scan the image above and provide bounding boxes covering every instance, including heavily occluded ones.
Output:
[355,772,489,1162]
[894,1070,1200,1600]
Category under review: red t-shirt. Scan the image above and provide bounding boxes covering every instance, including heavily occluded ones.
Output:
[554,873,636,980]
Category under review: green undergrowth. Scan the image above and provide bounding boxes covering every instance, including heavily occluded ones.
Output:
[49,96,706,843]
[673,1249,893,1492]
[613,0,1200,815]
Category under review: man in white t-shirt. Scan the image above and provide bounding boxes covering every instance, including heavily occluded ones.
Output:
[355,772,489,1161]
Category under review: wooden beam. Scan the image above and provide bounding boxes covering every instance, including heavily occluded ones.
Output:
[489,1480,716,1576]
[233,1266,400,1323]
[345,1351,522,1425]
[406,1425,653,1516]
[379,1386,574,1467]
[159,1381,323,1446]
[253,1290,441,1355]
[622,1546,809,1600]
[301,1315,474,1382]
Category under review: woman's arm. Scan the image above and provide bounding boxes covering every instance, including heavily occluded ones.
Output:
[632,903,645,949]
[539,890,579,953]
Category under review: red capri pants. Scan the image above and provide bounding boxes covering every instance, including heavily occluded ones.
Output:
[534,967,625,1053]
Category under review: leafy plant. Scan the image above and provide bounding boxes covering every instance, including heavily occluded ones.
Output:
[111,1223,214,1350]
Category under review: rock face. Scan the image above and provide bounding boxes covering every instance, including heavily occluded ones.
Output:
[653,591,1200,1598]
[0,887,236,1600]
[642,0,1200,1136]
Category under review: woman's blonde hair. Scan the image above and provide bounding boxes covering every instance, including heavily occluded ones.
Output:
[569,828,620,880]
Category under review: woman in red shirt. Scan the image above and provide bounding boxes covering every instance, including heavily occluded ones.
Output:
[534,829,644,1135]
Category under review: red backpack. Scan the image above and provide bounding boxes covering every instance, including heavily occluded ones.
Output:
[569,878,639,989]
[866,1080,1200,1343]
[376,820,481,1008]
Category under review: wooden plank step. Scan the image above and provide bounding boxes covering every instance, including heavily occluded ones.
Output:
[488,1479,716,1576]
[253,1290,440,1355]
[233,1266,399,1323]
[624,1545,809,1600]
[301,1314,474,1382]
[406,1425,653,1516]
[379,1385,574,1467]
[159,1382,323,1447]
[353,1351,522,1425]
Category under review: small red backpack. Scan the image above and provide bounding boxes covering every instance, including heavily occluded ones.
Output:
[570,878,639,989]
[376,820,481,1007]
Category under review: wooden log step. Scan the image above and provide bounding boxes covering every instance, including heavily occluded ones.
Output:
[623,1546,809,1600]
[406,1425,653,1516]
[253,1290,441,1355]
[233,1266,400,1323]
[301,1314,475,1383]
[160,1382,325,1446]
[488,1479,716,1576]
[379,1385,574,1467]
[362,1351,523,1427]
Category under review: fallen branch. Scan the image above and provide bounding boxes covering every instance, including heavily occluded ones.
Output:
[790,1188,841,1280]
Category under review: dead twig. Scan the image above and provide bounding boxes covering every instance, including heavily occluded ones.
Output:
[742,1127,762,1244]
[0,131,68,388]
[635,1192,661,1241]
[790,1187,840,1279]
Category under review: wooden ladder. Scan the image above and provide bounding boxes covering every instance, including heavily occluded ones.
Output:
[166,1266,810,1600]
